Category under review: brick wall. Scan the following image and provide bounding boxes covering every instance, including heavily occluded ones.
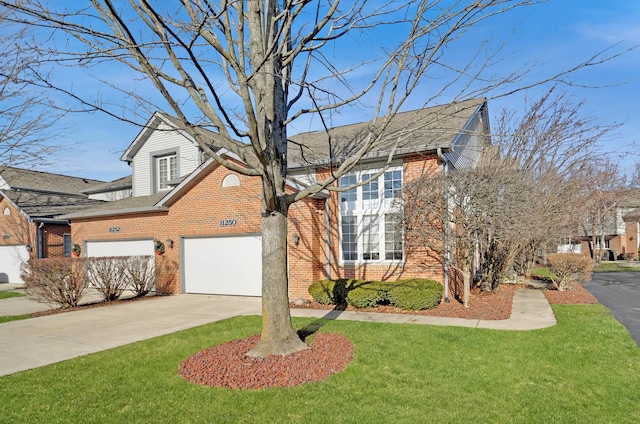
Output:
[71,154,448,300]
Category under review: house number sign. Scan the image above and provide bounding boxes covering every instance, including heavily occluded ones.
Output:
[109,227,121,233]
[219,219,237,227]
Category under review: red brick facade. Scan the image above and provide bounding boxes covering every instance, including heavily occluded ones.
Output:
[71,155,447,300]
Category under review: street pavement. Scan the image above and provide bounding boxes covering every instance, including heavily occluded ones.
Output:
[585,271,640,346]
[0,285,556,377]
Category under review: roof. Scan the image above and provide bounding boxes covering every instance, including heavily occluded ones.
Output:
[81,175,132,195]
[0,167,104,195]
[0,167,106,219]
[58,192,167,219]
[2,190,104,219]
[287,98,486,168]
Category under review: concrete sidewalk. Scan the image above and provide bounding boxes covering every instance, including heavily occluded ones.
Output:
[0,288,555,377]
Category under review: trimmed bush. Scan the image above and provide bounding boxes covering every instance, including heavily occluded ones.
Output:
[309,278,444,311]
[346,281,389,308]
[546,253,593,291]
[22,258,87,308]
[308,278,356,305]
[387,279,443,310]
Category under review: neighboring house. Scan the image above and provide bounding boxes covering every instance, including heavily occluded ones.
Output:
[575,190,640,260]
[0,167,105,283]
[61,99,490,299]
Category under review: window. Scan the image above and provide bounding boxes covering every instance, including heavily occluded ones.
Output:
[157,154,177,191]
[338,166,403,262]
[63,234,72,257]
[341,216,357,261]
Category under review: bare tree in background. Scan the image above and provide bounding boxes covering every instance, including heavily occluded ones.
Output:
[404,88,618,305]
[479,88,618,288]
[578,159,628,265]
[0,1,629,355]
[0,13,64,169]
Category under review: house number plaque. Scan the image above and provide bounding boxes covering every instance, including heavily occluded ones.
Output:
[219,219,238,227]
[109,227,121,233]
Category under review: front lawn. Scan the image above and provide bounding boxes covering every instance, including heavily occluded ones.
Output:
[594,262,640,272]
[0,314,30,324]
[1,306,639,423]
[0,291,24,300]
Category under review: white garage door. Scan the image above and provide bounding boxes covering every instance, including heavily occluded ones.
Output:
[183,235,262,296]
[0,245,30,283]
[85,239,154,257]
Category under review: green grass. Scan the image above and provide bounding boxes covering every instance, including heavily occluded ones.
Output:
[594,262,640,272]
[0,291,24,300]
[531,267,556,280]
[1,306,639,423]
[0,314,31,324]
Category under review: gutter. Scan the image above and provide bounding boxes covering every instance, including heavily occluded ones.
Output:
[59,205,169,220]
[325,198,331,279]
[437,147,451,303]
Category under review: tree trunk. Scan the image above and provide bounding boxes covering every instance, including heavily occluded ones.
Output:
[247,202,309,357]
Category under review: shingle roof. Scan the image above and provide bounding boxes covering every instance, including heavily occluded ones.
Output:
[81,175,132,194]
[2,190,104,218]
[58,192,168,219]
[287,98,485,168]
[0,167,107,219]
[0,167,104,195]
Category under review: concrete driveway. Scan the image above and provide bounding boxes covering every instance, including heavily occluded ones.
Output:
[585,271,640,346]
[0,294,262,377]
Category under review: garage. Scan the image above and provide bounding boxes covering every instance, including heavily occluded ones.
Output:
[182,235,262,296]
[85,239,155,257]
[0,245,30,283]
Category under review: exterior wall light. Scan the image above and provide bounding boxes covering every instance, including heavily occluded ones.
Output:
[293,233,300,246]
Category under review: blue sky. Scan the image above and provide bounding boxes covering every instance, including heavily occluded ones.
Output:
[38,0,640,182]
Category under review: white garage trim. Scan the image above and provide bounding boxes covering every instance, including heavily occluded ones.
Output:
[0,245,30,283]
[85,239,155,257]
[182,234,262,296]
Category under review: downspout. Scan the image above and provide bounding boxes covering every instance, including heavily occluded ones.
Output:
[37,221,44,259]
[325,198,331,279]
[437,147,450,303]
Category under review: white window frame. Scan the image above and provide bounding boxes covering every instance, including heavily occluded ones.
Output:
[338,166,403,264]
[156,154,177,191]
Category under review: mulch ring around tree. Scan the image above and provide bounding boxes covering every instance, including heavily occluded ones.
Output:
[178,333,354,390]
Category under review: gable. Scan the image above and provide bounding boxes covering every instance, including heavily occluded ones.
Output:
[128,119,203,197]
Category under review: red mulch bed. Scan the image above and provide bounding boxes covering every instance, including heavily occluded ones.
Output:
[543,282,599,304]
[178,333,353,390]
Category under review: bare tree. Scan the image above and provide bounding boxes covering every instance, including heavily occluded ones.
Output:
[578,159,628,265]
[404,88,619,304]
[479,88,618,287]
[0,12,66,169]
[1,1,629,355]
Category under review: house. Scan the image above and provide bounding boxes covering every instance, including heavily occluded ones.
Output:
[61,99,490,299]
[0,167,105,283]
[575,191,640,260]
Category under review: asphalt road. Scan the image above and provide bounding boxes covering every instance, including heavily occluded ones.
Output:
[585,271,640,346]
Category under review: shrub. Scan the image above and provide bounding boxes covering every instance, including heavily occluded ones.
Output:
[155,256,178,295]
[387,279,443,310]
[22,258,87,308]
[308,279,355,305]
[126,255,155,297]
[308,279,336,304]
[546,253,593,291]
[85,256,129,301]
[346,281,389,308]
